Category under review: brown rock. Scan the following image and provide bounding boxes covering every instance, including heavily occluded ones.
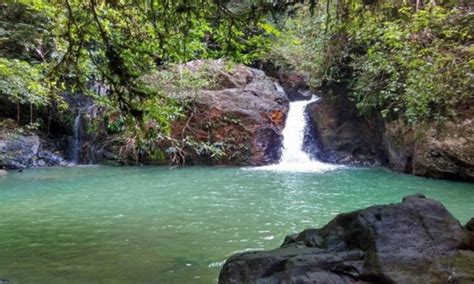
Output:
[384,116,474,181]
[171,60,289,165]
[267,70,313,101]
[466,218,474,251]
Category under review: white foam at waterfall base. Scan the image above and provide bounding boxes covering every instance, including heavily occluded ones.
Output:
[251,96,341,173]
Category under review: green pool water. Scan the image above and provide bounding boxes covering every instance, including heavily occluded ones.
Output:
[0,166,472,283]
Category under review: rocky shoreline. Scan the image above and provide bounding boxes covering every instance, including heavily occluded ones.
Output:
[0,120,68,170]
[258,67,474,182]
[219,194,474,283]
[1,61,473,181]
[305,91,474,182]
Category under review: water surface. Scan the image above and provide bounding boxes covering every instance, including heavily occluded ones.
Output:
[0,166,472,283]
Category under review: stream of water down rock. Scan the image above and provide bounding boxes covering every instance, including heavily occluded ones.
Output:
[255,97,339,172]
[0,98,473,283]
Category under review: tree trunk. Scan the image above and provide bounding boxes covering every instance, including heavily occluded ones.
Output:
[47,109,52,136]
[30,103,33,125]
[16,101,20,124]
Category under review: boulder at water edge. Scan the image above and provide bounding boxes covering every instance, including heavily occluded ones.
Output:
[384,115,474,181]
[219,194,474,284]
[306,92,387,166]
[96,59,290,166]
[172,60,289,165]
[0,121,67,169]
[0,131,40,169]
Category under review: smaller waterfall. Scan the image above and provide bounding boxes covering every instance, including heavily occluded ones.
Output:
[69,111,82,164]
[255,96,340,173]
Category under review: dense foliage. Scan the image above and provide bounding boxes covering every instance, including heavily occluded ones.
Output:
[0,0,283,163]
[269,1,473,123]
[1,0,278,126]
[1,0,472,165]
[0,1,65,125]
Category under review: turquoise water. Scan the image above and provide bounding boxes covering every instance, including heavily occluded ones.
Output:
[0,166,472,283]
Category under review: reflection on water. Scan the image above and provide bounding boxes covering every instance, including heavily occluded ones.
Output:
[0,166,473,283]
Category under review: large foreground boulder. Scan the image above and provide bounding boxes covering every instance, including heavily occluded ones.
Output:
[219,194,474,283]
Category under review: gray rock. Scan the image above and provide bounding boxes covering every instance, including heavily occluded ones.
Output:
[37,150,65,166]
[0,132,40,169]
[384,118,474,181]
[219,194,474,284]
[271,71,313,102]
[36,159,46,167]
[0,124,68,170]
[306,93,387,166]
[465,218,474,251]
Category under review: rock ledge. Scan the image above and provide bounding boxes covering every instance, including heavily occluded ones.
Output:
[219,194,474,284]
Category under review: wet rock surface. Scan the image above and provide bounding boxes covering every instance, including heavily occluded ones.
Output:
[0,121,68,170]
[219,194,474,284]
[306,93,387,166]
[305,84,474,180]
[272,71,313,102]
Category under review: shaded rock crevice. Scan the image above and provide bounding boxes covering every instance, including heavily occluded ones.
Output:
[303,83,474,181]
[305,93,388,166]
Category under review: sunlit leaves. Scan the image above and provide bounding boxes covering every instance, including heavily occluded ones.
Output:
[348,5,473,123]
[0,58,50,106]
[271,1,473,124]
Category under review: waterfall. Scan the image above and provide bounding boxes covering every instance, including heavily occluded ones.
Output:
[69,111,82,164]
[255,96,340,172]
[279,97,318,164]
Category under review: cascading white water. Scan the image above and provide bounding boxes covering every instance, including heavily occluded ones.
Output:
[255,96,340,172]
[279,98,317,164]
[70,112,82,164]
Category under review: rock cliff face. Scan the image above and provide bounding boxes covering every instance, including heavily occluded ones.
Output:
[305,85,474,181]
[173,60,289,165]
[219,194,474,284]
[89,60,289,166]
[384,113,474,181]
[306,93,387,166]
[0,120,67,169]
